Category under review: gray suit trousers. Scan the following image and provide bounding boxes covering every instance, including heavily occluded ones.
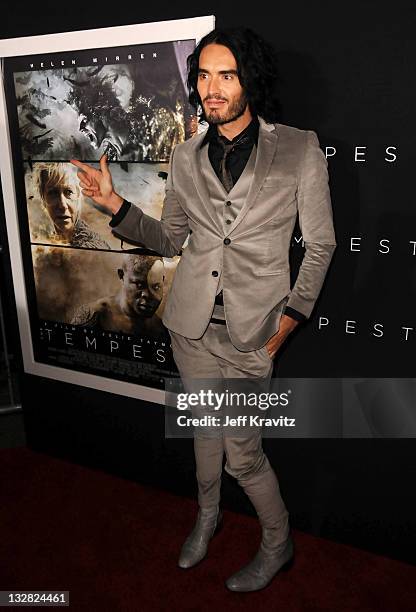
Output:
[169,304,290,548]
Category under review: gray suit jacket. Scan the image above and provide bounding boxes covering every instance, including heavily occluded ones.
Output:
[111,116,337,351]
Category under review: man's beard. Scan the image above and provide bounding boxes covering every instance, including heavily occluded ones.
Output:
[204,92,248,125]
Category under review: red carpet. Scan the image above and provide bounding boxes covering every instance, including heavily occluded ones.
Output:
[1,447,415,611]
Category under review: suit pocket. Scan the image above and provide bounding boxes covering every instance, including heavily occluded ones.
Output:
[262,178,297,188]
[257,221,290,276]
[257,266,289,276]
[261,344,273,360]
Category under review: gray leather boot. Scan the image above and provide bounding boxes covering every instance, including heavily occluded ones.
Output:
[226,461,293,591]
[178,505,223,569]
[225,532,294,592]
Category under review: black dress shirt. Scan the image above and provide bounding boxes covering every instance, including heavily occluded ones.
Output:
[200,115,260,186]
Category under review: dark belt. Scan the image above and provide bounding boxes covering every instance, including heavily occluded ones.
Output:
[210,317,226,325]
[211,290,226,324]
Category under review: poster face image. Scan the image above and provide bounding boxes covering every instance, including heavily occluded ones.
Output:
[33,245,178,385]
[13,40,195,162]
[25,161,171,251]
[0,17,216,399]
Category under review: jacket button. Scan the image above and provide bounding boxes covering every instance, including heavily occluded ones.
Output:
[225,219,231,224]
[224,238,231,245]
[212,270,219,277]
[225,200,232,206]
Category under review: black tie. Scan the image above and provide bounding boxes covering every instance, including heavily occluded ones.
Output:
[217,133,251,192]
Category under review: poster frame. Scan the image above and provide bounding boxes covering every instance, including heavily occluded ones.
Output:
[0,15,215,405]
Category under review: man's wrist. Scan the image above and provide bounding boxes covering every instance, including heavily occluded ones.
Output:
[279,313,299,334]
[108,193,124,214]
[283,305,307,324]
[109,200,131,228]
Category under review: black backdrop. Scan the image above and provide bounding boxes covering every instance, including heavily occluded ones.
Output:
[1,1,415,564]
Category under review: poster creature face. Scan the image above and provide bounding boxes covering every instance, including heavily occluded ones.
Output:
[14,44,194,162]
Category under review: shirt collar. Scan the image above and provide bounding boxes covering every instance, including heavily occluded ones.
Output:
[199,115,260,149]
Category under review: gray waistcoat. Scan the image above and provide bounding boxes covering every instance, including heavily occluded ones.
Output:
[198,142,258,297]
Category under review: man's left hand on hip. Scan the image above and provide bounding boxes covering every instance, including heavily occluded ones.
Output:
[265,314,299,359]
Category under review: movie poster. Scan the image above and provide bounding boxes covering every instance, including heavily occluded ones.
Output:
[0,20,214,397]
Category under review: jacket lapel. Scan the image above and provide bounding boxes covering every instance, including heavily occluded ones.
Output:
[228,118,279,234]
[188,130,223,232]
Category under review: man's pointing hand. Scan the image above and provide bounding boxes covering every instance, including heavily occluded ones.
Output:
[70,154,123,214]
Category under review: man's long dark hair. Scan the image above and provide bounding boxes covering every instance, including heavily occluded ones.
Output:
[187,27,281,124]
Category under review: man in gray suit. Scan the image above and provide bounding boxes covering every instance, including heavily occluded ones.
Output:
[71,27,336,592]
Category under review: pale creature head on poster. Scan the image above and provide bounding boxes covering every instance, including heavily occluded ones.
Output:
[65,64,185,161]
